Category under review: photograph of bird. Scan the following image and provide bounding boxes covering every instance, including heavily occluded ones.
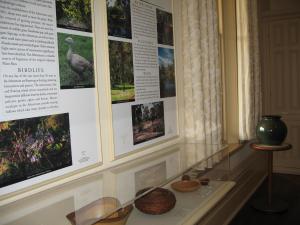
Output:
[65,36,94,81]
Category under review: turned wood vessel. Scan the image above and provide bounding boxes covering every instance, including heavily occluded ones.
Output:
[171,180,200,192]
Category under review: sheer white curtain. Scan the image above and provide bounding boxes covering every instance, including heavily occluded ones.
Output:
[236,0,262,141]
[181,0,223,146]
[181,0,223,166]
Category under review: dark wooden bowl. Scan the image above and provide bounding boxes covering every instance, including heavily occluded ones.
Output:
[134,187,176,215]
[171,180,200,192]
[199,177,210,185]
[181,174,191,181]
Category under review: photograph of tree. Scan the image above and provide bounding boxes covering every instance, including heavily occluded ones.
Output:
[58,33,95,89]
[109,40,135,103]
[56,0,92,32]
[107,0,132,39]
[158,47,176,98]
[156,9,174,46]
[132,101,165,145]
[0,113,72,188]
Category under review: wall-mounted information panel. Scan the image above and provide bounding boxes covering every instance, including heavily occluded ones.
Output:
[0,0,101,196]
[107,0,178,156]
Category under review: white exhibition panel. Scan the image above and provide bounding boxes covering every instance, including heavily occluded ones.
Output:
[0,0,101,195]
[108,0,178,156]
[0,0,178,197]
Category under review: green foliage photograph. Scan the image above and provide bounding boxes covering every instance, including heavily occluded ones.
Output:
[107,0,132,38]
[132,101,165,145]
[109,40,135,103]
[0,114,72,188]
[58,33,95,89]
[158,47,176,98]
[56,0,92,32]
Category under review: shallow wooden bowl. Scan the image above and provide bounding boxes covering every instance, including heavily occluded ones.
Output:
[93,205,133,225]
[66,197,133,225]
[134,187,176,215]
[171,180,200,192]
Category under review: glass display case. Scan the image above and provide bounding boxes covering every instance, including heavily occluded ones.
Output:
[0,143,235,225]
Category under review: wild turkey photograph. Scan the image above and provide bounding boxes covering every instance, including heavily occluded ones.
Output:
[58,33,95,89]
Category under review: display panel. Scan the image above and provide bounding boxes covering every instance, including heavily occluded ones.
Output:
[107,0,178,156]
[0,0,101,195]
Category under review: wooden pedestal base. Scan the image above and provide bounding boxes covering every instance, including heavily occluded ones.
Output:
[251,197,288,213]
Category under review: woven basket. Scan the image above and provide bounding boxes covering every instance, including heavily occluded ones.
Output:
[134,187,176,215]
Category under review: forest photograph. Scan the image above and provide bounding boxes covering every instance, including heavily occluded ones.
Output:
[156,9,174,46]
[131,101,165,145]
[109,40,135,103]
[0,114,72,188]
[107,0,132,39]
[58,33,95,89]
[56,0,92,32]
[158,47,176,98]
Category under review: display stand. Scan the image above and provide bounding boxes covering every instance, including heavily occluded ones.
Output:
[0,144,235,225]
[250,143,292,213]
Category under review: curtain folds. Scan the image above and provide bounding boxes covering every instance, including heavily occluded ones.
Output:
[181,0,223,145]
[236,0,262,141]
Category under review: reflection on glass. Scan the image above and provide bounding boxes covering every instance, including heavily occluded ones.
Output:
[135,162,167,192]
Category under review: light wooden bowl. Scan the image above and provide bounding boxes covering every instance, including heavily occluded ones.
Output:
[171,180,200,192]
[66,197,133,225]
[94,205,133,225]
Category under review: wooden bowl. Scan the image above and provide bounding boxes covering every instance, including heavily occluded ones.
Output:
[93,205,133,225]
[66,197,133,225]
[171,180,200,192]
[199,177,210,185]
[134,187,176,215]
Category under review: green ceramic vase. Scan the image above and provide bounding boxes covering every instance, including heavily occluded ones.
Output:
[256,115,287,145]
